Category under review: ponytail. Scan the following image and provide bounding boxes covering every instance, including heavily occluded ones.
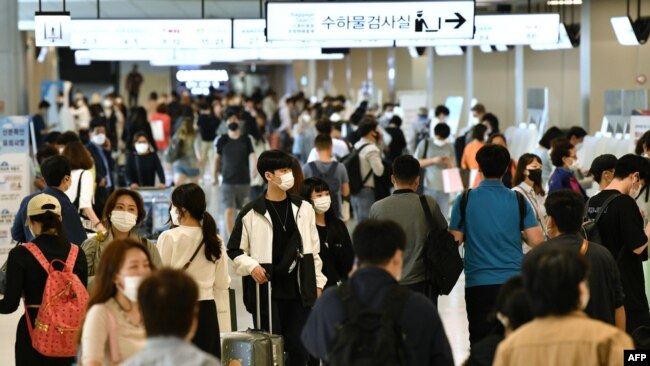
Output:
[201,212,222,262]
[29,211,69,247]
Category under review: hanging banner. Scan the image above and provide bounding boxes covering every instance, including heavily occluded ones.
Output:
[0,116,31,256]
[266,1,475,41]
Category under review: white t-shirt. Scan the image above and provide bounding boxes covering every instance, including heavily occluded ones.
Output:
[65,169,94,209]
[306,138,351,162]
[157,226,230,301]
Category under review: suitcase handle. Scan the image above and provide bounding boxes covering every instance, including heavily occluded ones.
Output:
[256,282,272,333]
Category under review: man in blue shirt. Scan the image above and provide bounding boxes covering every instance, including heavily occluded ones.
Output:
[449,144,544,346]
[12,155,88,245]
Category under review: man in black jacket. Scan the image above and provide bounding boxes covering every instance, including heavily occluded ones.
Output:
[301,219,453,366]
[86,118,115,216]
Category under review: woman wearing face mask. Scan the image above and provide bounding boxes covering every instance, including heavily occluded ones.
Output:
[292,107,317,163]
[71,96,92,143]
[157,183,230,358]
[512,154,548,245]
[61,141,107,233]
[79,238,154,366]
[299,178,354,288]
[548,139,588,201]
[81,189,162,286]
[125,132,166,189]
[0,194,88,366]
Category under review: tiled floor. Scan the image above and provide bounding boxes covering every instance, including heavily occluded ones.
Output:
[0,181,470,365]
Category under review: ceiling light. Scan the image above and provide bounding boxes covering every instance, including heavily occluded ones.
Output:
[547,0,582,5]
[479,45,493,53]
[435,46,464,56]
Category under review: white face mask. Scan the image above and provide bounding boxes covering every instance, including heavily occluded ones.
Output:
[134,142,149,154]
[579,282,590,310]
[574,142,583,152]
[110,210,137,233]
[313,196,331,214]
[433,138,446,147]
[383,112,394,120]
[301,114,312,124]
[121,275,143,303]
[103,100,113,108]
[274,172,295,192]
[91,133,106,145]
[630,176,641,198]
[170,206,181,226]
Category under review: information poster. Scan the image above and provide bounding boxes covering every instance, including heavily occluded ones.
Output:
[0,116,31,257]
[631,116,650,147]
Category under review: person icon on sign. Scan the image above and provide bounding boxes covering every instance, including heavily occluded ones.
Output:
[415,11,428,32]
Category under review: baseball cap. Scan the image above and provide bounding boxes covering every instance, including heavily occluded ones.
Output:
[589,154,617,181]
[27,194,61,217]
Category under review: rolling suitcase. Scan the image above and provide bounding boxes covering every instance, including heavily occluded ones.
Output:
[222,283,285,366]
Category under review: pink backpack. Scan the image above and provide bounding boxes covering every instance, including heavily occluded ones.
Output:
[23,243,89,357]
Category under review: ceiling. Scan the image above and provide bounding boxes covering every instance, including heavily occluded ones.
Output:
[18,0,565,23]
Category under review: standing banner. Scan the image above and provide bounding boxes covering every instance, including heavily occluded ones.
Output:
[0,116,31,258]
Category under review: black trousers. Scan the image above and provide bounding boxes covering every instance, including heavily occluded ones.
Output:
[252,298,311,366]
[128,90,139,108]
[626,309,650,334]
[192,300,221,359]
[465,284,502,346]
[405,281,438,308]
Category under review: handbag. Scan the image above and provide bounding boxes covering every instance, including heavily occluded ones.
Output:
[183,240,205,270]
[73,171,96,233]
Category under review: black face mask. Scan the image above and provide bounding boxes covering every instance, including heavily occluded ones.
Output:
[528,169,542,184]
[228,122,240,131]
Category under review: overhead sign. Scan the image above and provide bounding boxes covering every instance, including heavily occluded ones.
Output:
[234,19,393,48]
[396,14,560,46]
[34,12,71,47]
[70,19,232,49]
[266,1,475,41]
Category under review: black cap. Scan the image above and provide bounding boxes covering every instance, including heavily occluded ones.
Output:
[589,154,617,182]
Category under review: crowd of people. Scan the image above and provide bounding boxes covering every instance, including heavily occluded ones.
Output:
[3,86,650,366]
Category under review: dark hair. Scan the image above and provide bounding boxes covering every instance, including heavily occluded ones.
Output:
[476,144,510,179]
[635,130,650,155]
[225,106,242,121]
[89,117,107,132]
[155,103,168,114]
[522,245,589,317]
[567,126,587,141]
[288,157,305,196]
[314,134,333,151]
[61,141,94,170]
[257,150,293,178]
[138,268,198,337]
[538,126,564,149]
[171,184,222,262]
[357,116,378,137]
[38,100,51,109]
[487,133,507,145]
[471,124,488,142]
[481,113,500,133]
[102,189,147,229]
[614,154,650,182]
[79,239,155,344]
[353,219,406,266]
[36,144,60,165]
[544,190,584,234]
[132,132,149,145]
[315,119,333,135]
[29,211,68,247]
[389,115,402,127]
[550,140,574,167]
[299,177,337,224]
[130,107,148,125]
[392,155,420,183]
[382,102,394,111]
[471,103,486,114]
[490,276,532,333]
[40,155,71,187]
[55,131,81,146]
[44,131,62,145]
[149,91,158,100]
[513,153,545,196]
[433,123,451,139]
[434,105,450,117]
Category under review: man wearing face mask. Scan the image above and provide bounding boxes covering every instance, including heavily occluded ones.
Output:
[215,107,256,236]
[351,116,385,222]
[228,150,327,366]
[588,154,617,191]
[494,246,633,366]
[533,190,625,330]
[586,154,650,333]
[415,122,455,218]
[87,118,116,216]
[377,102,395,129]
[12,155,88,246]
[548,139,588,201]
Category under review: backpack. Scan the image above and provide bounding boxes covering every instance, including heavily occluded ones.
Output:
[270,110,282,131]
[164,137,184,163]
[419,196,463,296]
[414,121,430,149]
[581,193,620,245]
[23,243,89,357]
[342,143,372,195]
[328,282,409,366]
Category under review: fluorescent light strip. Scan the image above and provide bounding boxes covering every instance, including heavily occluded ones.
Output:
[547,0,582,5]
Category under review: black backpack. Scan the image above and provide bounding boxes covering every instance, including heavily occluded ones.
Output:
[270,110,282,131]
[342,144,372,195]
[581,193,620,245]
[328,282,409,366]
[419,195,463,296]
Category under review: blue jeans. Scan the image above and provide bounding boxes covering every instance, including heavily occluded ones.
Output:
[351,187,375,223]
[425,188,450,220]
